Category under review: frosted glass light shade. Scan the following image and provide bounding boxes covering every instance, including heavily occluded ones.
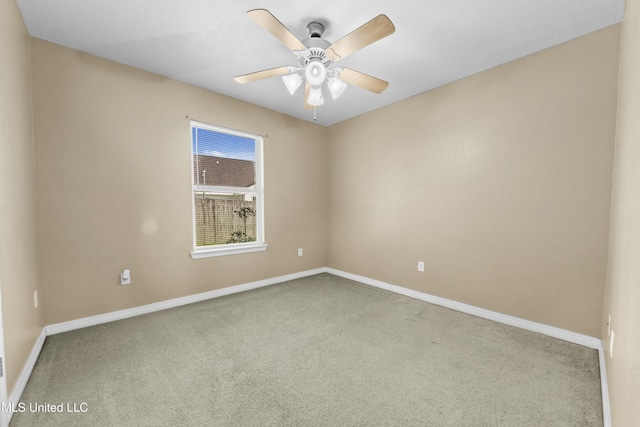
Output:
[305,61,327,86]
[282,73,303,95]
[327,77,347,99]
[307,86,324,106]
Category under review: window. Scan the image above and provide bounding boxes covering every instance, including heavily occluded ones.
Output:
[190,121,266,258]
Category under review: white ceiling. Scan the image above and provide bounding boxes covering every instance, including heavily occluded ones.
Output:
[16,0,625,126]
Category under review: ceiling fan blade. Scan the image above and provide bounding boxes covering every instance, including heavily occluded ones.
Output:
[248,9,306,52]
[326,15,395,62]
[339,68,389,94]
[304,83,313,110]
[234,66,290,84]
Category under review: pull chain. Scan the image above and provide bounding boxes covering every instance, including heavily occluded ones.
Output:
[313,106,317,122]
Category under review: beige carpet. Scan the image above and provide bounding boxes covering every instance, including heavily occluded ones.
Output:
[10,273,603,426]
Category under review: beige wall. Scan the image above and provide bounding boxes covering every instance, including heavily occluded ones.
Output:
[31,39,329,325]
[602,0,640,424]
[8,9,631,418]
[0,0,44,394]
[328,25,620,338]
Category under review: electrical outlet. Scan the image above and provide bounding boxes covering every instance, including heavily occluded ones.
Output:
[120,269,131,285]
[34,290,38,308]
[609,331,615,358]
[418,261,424,272]
[298,248,303,257]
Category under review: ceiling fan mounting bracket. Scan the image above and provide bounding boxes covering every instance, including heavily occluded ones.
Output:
[306,21,325,38]
[295,19,333,69]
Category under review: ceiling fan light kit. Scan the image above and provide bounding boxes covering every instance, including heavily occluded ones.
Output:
[327,75,347,100]
[235,9,395,119]
[307,86,324,106]
[305,61,327,87]
[282,72,303,95]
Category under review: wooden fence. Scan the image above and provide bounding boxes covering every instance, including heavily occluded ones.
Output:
[194,194,257,246]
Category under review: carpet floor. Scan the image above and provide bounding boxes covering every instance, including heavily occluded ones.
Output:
[10,273,603,426]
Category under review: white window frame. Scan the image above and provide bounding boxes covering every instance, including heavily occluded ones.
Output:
[190,120,267,259]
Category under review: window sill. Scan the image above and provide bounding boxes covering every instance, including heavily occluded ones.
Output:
[190,243,268,259]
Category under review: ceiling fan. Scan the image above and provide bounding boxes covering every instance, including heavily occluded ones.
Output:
[234,9,395,115]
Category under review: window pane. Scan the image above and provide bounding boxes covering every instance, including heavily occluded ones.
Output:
[194,191,257,246]
[192,127,256,188]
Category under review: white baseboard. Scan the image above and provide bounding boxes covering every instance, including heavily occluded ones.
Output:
[8,268,324,419]
[598,342,612,427]
[325,268,610,426]
[12,267,610,426]
[45,268,326,336]
[7,328,46,425]
[326,268,601,349]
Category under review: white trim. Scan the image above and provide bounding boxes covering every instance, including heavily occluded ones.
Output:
[191,243,268,259]
[45,268,324,335]
[326,268,611,424]
[190,120,262,142]
[10,267,611,426]
[0,284,7,427]
[192,185,256,194]
[255,132,265,248]
[6,329,46,426]
[325,268,601,349]
[190,120,265,254]
[598,342,612,427]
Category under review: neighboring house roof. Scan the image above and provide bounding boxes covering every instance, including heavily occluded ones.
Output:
[193,155,255,188]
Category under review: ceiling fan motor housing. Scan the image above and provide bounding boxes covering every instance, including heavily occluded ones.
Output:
[296,44,334,90]
[297,21,332,78]
[297,47,329,66]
